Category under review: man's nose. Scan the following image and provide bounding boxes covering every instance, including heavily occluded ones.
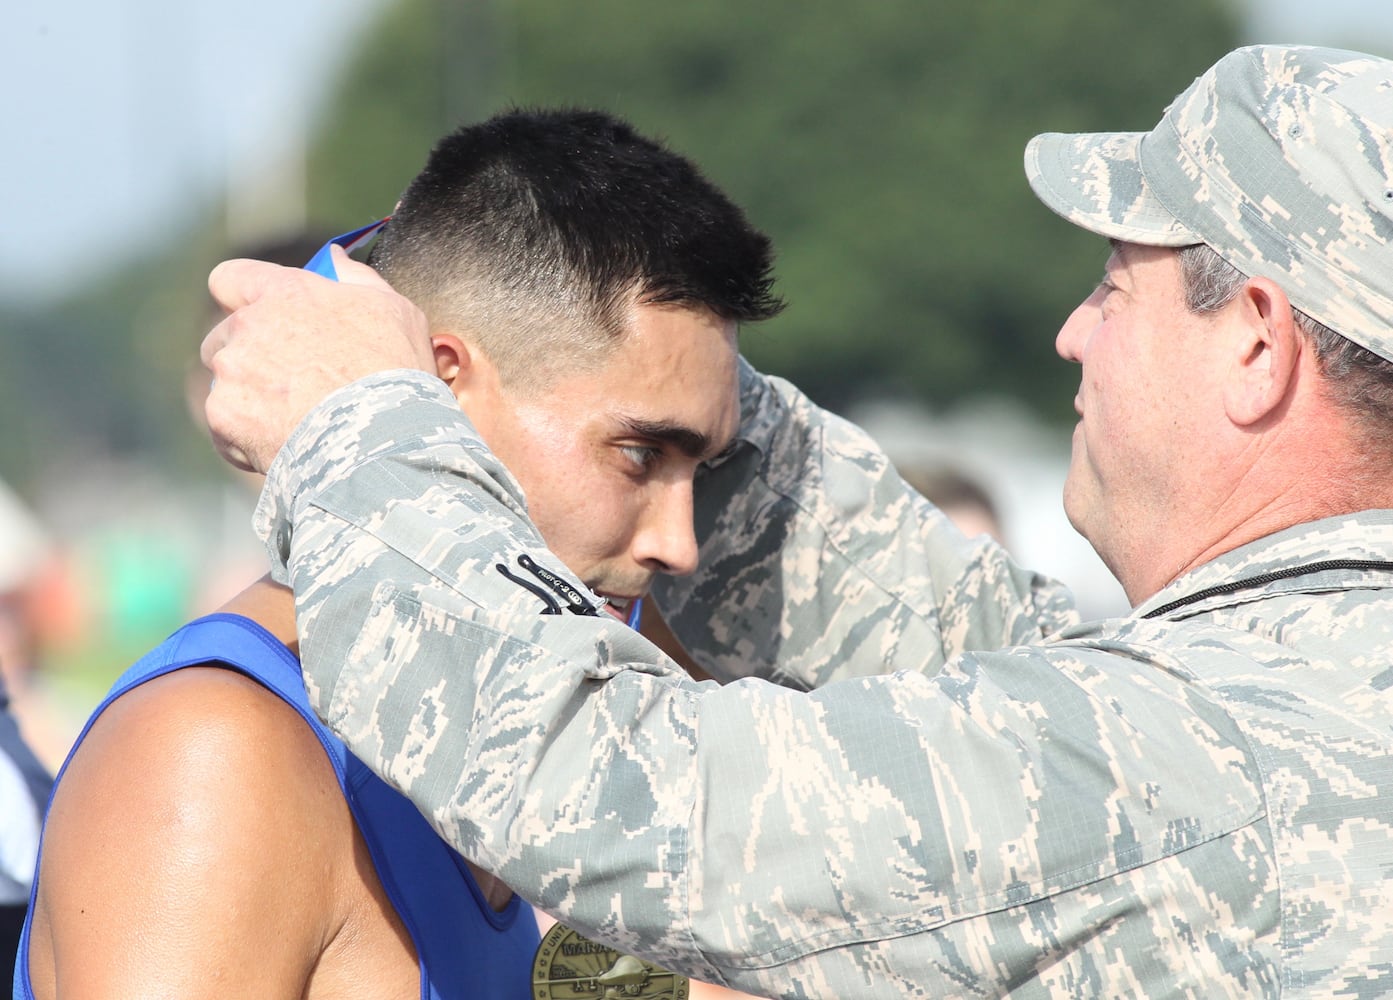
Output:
[632,484,700,577]
[1055,292,1101,364]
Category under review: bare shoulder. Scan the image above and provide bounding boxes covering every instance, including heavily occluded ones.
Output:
[28,666,358,999]
[58,665,342,843]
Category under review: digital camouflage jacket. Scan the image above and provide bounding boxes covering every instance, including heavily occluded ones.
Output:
[259,366,1393,998]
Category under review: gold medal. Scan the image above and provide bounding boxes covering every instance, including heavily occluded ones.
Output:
[532,921,690,999]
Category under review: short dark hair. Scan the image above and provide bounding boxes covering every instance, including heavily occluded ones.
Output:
[369,108,783,387]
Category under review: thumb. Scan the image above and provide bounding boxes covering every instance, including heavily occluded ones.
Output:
[328,244,396,291]
[208,257,287,314]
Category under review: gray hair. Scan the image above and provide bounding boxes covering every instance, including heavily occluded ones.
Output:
[1177,244,1393,433]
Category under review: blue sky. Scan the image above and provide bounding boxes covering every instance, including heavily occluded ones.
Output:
[2,0,1390,304]
[1,0,381,301]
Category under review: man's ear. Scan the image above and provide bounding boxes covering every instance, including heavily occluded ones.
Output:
[432,333,472,395]
[1224,277,1302,427]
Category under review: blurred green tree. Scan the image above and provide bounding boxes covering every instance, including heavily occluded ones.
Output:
[0,239,221,489]
[307,0,1240,418]
[2,0,1241,491]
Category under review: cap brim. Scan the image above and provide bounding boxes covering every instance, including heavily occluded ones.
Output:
[1025,131,1198,247]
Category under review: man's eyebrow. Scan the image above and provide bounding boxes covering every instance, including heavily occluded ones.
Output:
[617,417,713,459]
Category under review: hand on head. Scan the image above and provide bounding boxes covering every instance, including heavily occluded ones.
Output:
[201,245,435,473]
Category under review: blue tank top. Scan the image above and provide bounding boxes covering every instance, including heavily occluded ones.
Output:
[13,614,539,1000]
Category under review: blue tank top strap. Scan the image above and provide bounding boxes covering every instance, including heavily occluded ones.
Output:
[69,614,350,783]
[15,614,538,1000]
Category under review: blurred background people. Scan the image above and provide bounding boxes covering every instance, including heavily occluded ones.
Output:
[898,461,1006,546]
[0,678,51,976]
[0,479,77,773]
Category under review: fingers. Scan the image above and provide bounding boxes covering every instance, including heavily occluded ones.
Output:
[327,244,397,290]
[202,319,265,473]
[200,314,229,370]
[202,257,303,366]
[211,437,257,474]
[207,257,287,314]
[204,383,260,474]
[198,247,436,475]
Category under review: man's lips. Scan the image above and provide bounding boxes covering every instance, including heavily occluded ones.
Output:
[597,593,640,622]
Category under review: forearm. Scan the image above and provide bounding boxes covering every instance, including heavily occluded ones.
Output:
[260,373,714,971]
[256,373,1025,987]
[653,360,1079,689]
[257,378,1261,996]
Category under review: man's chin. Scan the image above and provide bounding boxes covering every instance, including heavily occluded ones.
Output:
[1060,477,1091,540]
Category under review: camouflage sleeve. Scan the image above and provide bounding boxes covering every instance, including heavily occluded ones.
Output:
[651,359,1081,689]
[256,372,1269,997]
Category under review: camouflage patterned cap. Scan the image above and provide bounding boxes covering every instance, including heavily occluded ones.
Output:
[1024,45,1393,362]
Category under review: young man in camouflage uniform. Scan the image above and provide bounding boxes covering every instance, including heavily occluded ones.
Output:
[202,45,1393,998]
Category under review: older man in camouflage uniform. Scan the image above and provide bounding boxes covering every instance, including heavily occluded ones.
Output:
[202,45,1393,998]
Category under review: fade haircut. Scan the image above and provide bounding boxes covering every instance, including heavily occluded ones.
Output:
[1177,243,1393,441]
[367,108,784,389]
